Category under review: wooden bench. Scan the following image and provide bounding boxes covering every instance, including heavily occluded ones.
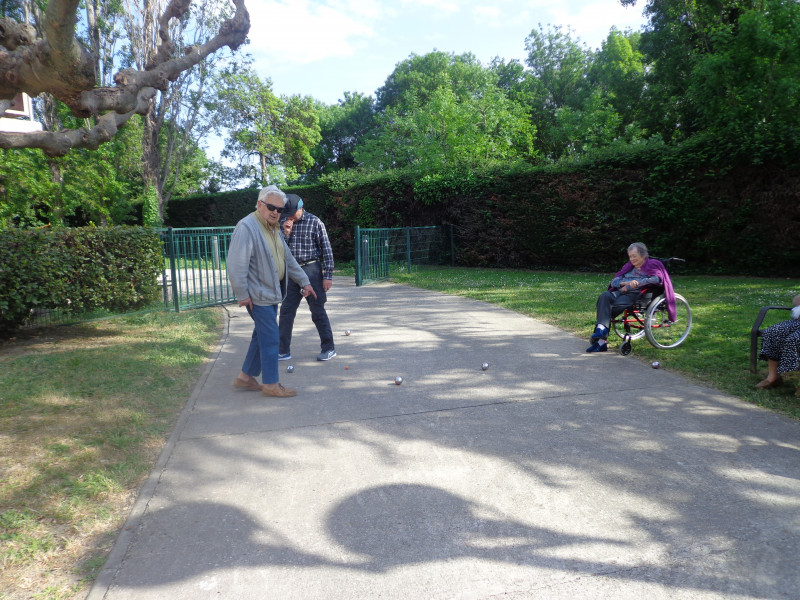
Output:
[750,305,792,373]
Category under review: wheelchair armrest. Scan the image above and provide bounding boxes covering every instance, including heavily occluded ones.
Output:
[749,305,792,373]
[636,284,662,302]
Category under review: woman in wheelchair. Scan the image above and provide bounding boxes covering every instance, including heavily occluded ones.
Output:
[587,242,677,353]
[755,294,800,396]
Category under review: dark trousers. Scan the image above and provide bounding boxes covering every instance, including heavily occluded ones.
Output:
[279,260,334,354]
[596,290,638,330]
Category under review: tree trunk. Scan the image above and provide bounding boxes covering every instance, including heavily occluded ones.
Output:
[142,103,164,219]
[260,152,268,185]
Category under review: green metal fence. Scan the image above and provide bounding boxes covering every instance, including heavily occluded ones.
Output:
[354,225,454,286]
[19,224,455,328]
[159,226,236,311]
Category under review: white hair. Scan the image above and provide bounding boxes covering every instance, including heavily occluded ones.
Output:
[256,185,286,207]
[627,242,649,259]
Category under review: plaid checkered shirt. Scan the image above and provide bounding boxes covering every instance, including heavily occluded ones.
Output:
[281,211,334,279]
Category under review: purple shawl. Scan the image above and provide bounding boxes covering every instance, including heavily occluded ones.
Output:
[611,258,677,321]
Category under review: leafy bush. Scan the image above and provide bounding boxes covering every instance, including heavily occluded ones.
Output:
[141,185,162,228]
[0,227,163,335]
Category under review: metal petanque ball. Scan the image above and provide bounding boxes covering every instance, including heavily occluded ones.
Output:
[345,329,351,336]
[651,361,660,369]
[287,364,295,373]
[481,362,489,371]
[394,376,403,385]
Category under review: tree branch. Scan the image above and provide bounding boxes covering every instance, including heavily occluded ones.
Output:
[0,0,250,155]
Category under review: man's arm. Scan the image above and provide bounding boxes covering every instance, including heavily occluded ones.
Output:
[316,219,335,290]
[227,224,254,305]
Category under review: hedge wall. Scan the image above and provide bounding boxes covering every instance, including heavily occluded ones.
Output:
[166,138,800,276]
[0,227,163,335]
[164,187,259,228]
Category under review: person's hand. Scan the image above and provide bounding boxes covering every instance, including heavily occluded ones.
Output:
[323,279,332,292]
[282,219,293,237]
[302,285,317,299]
[238,297,253,309]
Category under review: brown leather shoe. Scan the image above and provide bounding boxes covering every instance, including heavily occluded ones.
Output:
[262,383,297,397]
[233,377,262,391]
[755,376,783,389]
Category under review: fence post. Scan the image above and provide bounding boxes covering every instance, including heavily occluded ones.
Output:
[167,226,180,312]
[449,224,455,266]
[212,235,220,270]
[354,226,362,286]
[405,227,411,273]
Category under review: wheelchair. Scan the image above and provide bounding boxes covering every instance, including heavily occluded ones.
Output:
[609,257,693,355]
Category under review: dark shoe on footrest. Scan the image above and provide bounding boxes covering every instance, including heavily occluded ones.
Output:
[586,342,608,353]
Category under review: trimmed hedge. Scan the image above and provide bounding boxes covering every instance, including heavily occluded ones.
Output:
[164,188,259,228]
[0,227,163,335]
[166,137,800,276]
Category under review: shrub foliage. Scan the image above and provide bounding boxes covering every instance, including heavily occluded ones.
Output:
[166,137,799,276]
[0,227,163,335]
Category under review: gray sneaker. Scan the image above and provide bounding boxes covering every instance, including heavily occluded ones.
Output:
[278,353,292,361]
[317,349,336,361]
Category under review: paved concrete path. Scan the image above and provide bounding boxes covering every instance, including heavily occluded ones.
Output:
[88,278,800,600]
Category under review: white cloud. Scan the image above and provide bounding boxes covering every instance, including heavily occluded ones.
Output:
[473,5,501,23]
[246,0,382,65]
[548,1,647,48]
[399,0,461,15]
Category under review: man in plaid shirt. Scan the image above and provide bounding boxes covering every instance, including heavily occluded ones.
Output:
[278,193,336,361]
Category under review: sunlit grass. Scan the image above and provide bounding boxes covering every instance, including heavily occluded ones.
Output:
[393,266,800,419]
[0,308,223,599]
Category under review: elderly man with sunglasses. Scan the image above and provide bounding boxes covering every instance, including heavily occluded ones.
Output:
[228,185,317,397]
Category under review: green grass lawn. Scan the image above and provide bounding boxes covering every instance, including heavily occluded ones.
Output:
[392,266,800,419]
[0,308,223,600]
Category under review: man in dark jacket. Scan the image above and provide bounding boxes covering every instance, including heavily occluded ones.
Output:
[278,193,336,362]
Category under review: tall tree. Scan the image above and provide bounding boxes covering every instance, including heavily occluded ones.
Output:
[214,67,321,184]
[686,0,800,144]
[621,0,757,141]
[119,0,244,220]
[589,28,646,133]
[524,24,593,159]
[357,52,536,172]
[310,92,375,176]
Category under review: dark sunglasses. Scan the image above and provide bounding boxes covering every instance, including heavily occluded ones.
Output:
[259,200,283,212]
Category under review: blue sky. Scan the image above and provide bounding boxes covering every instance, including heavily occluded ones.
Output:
[244,0,650,105]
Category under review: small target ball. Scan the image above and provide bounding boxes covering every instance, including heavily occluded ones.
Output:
[481,362,489,371]
[394,376,403,385]
[345,366,349,370]
[651,361,660,369]
[287,364,294,373]
[345,329,351,336]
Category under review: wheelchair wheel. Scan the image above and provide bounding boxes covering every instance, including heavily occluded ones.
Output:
[644,293,692,349]
[611,309,647,341]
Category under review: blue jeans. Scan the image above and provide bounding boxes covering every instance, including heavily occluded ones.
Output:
[279,260,334,354]
[243,304,279,384]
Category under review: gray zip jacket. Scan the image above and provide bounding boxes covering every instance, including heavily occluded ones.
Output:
[227,213,310,305]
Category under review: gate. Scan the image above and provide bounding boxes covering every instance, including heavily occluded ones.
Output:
[160,226,236,311]
[354,225,454,286]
